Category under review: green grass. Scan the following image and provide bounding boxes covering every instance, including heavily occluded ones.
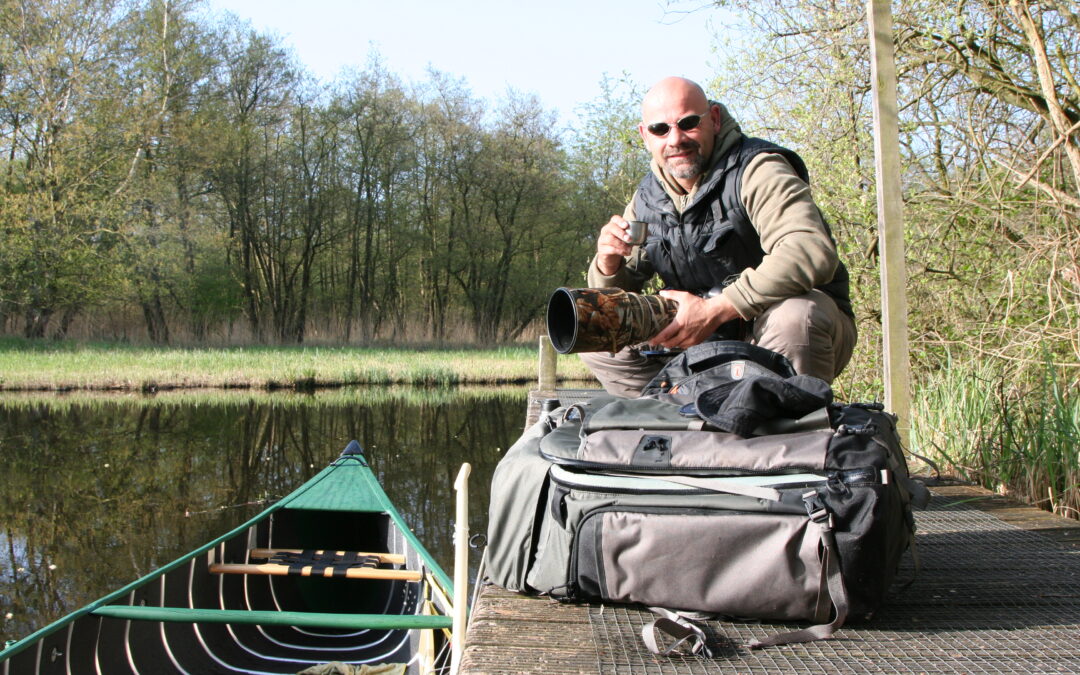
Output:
[0,383,534,410]
[912,356,1080,520]
[0,338,595,391]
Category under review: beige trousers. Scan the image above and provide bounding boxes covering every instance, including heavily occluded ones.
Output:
[579,290,857,398]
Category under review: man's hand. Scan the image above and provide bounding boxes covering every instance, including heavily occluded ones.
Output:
[595,216,635,276]
[649,290,742,349]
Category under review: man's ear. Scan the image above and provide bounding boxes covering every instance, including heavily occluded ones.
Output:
[638,122,649,143]
[709,103,722,128]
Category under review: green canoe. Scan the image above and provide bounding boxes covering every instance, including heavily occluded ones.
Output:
[0,441,464,674]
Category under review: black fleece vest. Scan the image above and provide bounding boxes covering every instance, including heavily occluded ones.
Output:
[634,136,853,318]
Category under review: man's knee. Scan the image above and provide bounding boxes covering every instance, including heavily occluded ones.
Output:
[750,292,856,382]
[579,348,667,398]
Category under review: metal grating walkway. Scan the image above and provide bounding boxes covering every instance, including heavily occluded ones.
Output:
[587,495,1080,674]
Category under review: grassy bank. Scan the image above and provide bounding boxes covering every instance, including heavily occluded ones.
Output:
[0,384,535,410]
[0,338,594,391]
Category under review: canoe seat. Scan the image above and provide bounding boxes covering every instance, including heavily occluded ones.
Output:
[209,548,421,581]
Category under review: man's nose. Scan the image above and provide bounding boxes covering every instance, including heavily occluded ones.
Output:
[667,124,691,146]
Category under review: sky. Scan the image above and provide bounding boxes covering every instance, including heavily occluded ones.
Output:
[204,0,724,124]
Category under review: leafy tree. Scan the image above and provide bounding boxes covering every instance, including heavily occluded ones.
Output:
[329,62,417,341]
[563,74,650,286]
[702,0,1079,388]
[0,0,135,337]
[207,21,298,341]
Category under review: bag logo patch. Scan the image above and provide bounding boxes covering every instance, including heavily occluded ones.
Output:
[732,361,745,379]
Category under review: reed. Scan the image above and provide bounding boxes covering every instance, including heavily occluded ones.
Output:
[912,355,1079,519]
[0,339,594,391]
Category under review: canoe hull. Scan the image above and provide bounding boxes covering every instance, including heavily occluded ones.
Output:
[1,449,453,674]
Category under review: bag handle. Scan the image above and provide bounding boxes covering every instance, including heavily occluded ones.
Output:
[615,473,784,502]
[642,608,713,657]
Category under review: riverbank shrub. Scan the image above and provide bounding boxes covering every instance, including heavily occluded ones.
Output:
[913,355,1079,520]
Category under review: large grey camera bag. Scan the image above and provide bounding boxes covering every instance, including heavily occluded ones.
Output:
[486,382,926,650]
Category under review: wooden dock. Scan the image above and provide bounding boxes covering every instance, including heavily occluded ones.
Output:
[459,387,1080,674]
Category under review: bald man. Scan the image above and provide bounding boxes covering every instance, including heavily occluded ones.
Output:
[582,77,857,397]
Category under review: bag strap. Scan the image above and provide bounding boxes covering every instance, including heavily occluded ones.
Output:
[681,341,796,377]
[642,607,713,657]
[747,492,850,649]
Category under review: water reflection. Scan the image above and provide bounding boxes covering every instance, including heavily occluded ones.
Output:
[0,387,525,645]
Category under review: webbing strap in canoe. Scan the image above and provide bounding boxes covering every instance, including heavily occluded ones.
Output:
[268,548,380,574]
[209,547,421,581]
[91,606,452,630]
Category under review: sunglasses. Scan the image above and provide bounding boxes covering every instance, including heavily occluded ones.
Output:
[645,112,708,137]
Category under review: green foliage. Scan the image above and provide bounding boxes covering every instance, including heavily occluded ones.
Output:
[701,0,1079,515]
[913,355,1080,519]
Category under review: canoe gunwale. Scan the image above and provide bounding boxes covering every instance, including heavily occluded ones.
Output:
[0,500,288,663]
[89,605,454,630]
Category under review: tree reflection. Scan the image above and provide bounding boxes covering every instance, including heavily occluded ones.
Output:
[0,388,523,644]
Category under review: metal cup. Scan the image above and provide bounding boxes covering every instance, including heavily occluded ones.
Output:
[626,220,648,246]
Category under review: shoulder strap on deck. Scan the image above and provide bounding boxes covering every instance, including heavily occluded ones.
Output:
[747,492,850,649]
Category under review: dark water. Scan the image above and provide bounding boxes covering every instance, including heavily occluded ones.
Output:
[0,388,526,646]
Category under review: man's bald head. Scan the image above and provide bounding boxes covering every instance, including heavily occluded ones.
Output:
[641,77,710,120]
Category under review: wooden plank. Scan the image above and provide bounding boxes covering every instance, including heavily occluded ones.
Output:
[467,619,599,648]
[460,646,600,675]
[208,562,421,581]
[248,548,406,565]
[930,484,1080,550]
[470,588,589,624]
[462,585,599,674]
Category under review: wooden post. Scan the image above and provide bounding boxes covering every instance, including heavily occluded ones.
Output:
[450,463,471,675]
[867,0,912,447]
[538,335,557,393]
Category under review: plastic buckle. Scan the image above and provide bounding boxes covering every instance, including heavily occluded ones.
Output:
[802,491,833,526]
[834,423,878,437]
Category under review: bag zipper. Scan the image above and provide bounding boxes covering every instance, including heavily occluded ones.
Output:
[550,468,831,495]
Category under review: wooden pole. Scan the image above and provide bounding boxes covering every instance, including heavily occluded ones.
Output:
[867,0,912,447]
[538,335,557,393]
[450,462,472,675]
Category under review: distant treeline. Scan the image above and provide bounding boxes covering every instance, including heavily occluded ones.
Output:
[2,0,1078,370]
[0,0,647,345]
